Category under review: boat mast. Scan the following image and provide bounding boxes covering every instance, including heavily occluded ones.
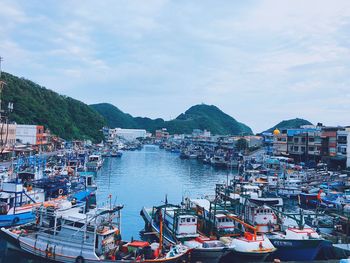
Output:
[158,210,163,256]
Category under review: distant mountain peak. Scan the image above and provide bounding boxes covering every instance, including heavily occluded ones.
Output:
[265,118,313,133]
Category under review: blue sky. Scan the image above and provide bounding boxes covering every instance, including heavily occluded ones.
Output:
[1,0,350,133]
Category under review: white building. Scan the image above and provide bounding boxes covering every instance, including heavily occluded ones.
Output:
[345,128,350,168]
[109,128,147,142]
[337,128,350,168]
[16,125,37,145]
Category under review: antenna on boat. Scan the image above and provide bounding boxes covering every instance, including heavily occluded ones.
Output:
[108,194,112,210]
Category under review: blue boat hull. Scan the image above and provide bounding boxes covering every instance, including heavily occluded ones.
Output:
[0,212,35,228]
[268,238,323,261]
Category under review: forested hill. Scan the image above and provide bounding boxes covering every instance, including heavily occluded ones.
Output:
[91,103,253,135]
[265,118,313,133]
[1,72,105,141]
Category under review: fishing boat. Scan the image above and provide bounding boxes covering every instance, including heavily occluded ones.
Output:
[234,191,324,262]
[277,179,303,198]
[0,181,45,227]
[141,203,235,263]
[86,154,104,171]
[210,156,226,168]
[267,227,324,261]
[189,198,276,262]
[1,199,191,263]
[111,151,123,158]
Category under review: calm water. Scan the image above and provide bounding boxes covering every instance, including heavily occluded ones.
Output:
[0,145,236,262]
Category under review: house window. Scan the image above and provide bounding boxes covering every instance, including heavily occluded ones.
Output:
[309,146,315,151]
[301,147,305,152]
[293,146,299,151]
[309,137,315,142]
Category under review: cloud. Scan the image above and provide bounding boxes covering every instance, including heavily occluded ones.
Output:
[1,0,350,132]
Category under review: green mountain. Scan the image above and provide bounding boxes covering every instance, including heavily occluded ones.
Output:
[1,72,105,141]
[91,103,253,135]
[172,104,252,135]
[90,103,137,129]
[265,118,313,133]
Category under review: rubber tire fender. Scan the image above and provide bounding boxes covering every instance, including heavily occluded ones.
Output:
[12,217,20,226]
[75,256,85,263]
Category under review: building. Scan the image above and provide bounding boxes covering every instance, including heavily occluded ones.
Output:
[0,123,17,147]
[262,132,274,155]
[273,131,288,155]
[155,128,169,140]
[192,129,211,138]
[110,128,147,142]
[16,124,48,145]
[286,128,322,162]
[334,128,350,169]
[346,128,350,168]
[16,125,37,145]
[243,135,263,148]
[321,127,342,157]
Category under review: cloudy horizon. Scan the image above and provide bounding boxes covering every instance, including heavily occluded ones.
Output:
[1,0,350,133]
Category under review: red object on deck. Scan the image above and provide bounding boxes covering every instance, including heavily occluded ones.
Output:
[121,245,129,253]
[129,241,150,248]
[195,236,211,243]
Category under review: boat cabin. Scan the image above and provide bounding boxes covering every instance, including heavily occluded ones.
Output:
[213,213,236,231]
[162,207,198,239]
[0,182,45,213]
[88,155,102,162]
[189,198,236,233]
[244,201,278,233]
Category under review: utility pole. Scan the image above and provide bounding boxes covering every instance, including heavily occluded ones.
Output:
[0,56,3,78]
[0,56,6,120]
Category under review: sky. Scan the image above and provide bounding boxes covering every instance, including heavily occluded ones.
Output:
[1,0,350,133]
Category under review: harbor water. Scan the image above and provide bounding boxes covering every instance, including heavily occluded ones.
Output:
[0,145,235,262]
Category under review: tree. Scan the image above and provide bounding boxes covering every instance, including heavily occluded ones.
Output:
[235,138,248,151]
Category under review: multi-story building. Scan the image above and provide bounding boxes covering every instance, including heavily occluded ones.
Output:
[16,124,48,145]
[243,135,263,148]
[155,128,169,140]
[321,127,341,157]
[283,127,322,162]
[111,128,147,142]
[335,128,350,169]
[273,131,287,155]
[262,132,274,155]
[16,125,37,145]
[0,123,17,147]
[346,128,350,168]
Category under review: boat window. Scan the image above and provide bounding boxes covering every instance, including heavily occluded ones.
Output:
[192,218,196,223]
[181,218,185,223]
[95,235,99,249]
[87,177,92,186]
[187,218,191,223]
